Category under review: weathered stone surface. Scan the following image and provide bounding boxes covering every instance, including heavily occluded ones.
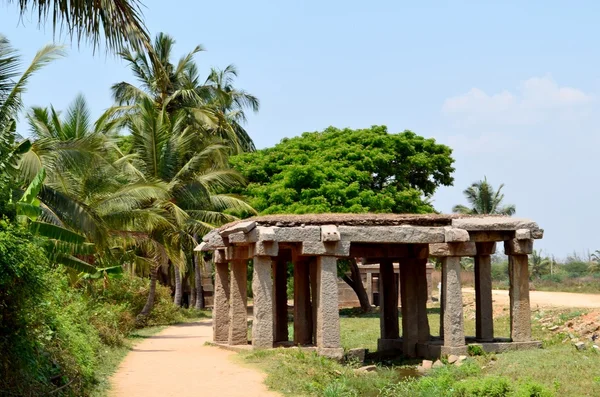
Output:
[593,344,599,351]
[228,260,248,345]
[447,354,458,364]
[444,227,470,242]
[319,347,344,361]
[228,229,259,244]
[504,239,533,255]
[274,226,321,242]
[515,229,531,240]
[475,251,494,341]
[321,225,341,242]
[252,256,274,348]
[422,360,433,370]
[509,255,532,342]
[549,325,559,331]
[214,249,227,264]
[458,355,467,363]
[531,228,544,239]
[294,259,313,345]
[254,240,279,257]
[433,359,444,368]
[575,341,586,350]
[301,241,350,256]
[315,256,341,349]
[213,262,230,343]
[443,256,466,348]
[429,242,476,257]
[354,364,377,374]
[202,229,227,249]
[221,220,256,236]
[469,230,514,242]
[346,348,366,363]
[379,259,399,341]
[194,241,207,252]
[338,226,444,243]
[257,226,276,241]
[452,217,538,231]
[225,245,253,261]
[476,242,496,255]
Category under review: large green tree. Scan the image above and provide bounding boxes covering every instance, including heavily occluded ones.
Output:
[231,125,455,311]
[452,177,516,215]
[231,125,454,214]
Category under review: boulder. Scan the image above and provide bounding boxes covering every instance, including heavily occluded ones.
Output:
[447,354,459,364]
[346,348,366,363]
[421,360,433,370]
[433,360,444,369]
[354,365,377,375]
[549,325,559,331]
[575,342,586,351]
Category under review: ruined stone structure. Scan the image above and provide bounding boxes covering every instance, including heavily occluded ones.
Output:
[196,214,543,359]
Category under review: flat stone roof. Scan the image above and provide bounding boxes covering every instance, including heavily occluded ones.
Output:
[217,213,505,230]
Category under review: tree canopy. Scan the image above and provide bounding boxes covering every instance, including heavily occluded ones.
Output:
[230,126,455,214]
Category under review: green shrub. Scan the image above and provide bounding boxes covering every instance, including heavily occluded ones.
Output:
[468,345,486,356]
[454,376,512,396]
[539,274,564,283]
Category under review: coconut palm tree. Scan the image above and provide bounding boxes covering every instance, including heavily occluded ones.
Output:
[529,250,551,279]
[452,177,516,215]
[4,0,149,51]
[111,32,259,153]
[0,35,64,217]
[124,97,255,308]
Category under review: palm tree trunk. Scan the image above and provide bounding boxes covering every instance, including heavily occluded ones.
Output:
[190,284,197,308]
[139,263,159,318]
[194,253,205,309]
[174,266,183,306]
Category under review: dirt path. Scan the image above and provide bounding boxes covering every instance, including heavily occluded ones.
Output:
[110,320,278,397]
[463,288,600,308]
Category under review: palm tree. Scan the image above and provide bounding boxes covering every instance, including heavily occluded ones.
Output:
[111,33,259,153]
[452,177,516,215]
[124,97,255,309]
[4,0,149,52]
[529,250,551,279]
[0,35,64,216]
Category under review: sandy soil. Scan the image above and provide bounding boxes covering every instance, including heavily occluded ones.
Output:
[463,288,600,308]
[109,320,278,397]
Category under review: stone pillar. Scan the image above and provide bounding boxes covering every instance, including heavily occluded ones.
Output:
[508,254,531,342]
[273,256,289,342]
[366,272,373,305]
[475,242,495,342]
[400,261,419,357]
[315,255,343,359]
[294,258,313,345]
[309,263,318,344]
[213,260,230,343]
[379,259,399,349]
[252,256,274,348]
[426,263,434,302]
[229,260,248,345]
[442,256,466,353]
[415,258,431,343]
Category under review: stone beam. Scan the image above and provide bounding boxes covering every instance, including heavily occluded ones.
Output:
[254,241,279,257]
[221,220,257,236]
[338,226,444,243]
[349,243,428,259]
[321,225,341,242]
[225,245,253,261]
[429,242,476,257]
[504,239,533,255]
[214,249,227,264]
[444,227,470,242]
[301,241,350,256]
[452,217,538,231]
[469,231,515,242]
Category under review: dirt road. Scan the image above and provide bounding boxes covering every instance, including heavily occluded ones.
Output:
[463,288,600,308]
[110,320,278,397]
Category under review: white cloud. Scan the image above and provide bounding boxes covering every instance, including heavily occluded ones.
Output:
[442,75,593,126]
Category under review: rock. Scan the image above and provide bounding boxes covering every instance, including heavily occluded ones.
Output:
[575,342,586,351]
[458,355,468,363]
[421,360,433,370]
[549,325,559,331]
[417,365,426,374]
[356,365,377,373]
[447,355,459,364]
[593,345,600,351]
[346,348,366,363]
[333,370,342,376]
[433,360,444,369]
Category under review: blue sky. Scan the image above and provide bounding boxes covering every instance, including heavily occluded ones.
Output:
[1,0,599,258]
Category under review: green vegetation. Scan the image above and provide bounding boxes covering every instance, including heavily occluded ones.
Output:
[242,309,597,396]
[230,125,454,214]
[453,177,516,215]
